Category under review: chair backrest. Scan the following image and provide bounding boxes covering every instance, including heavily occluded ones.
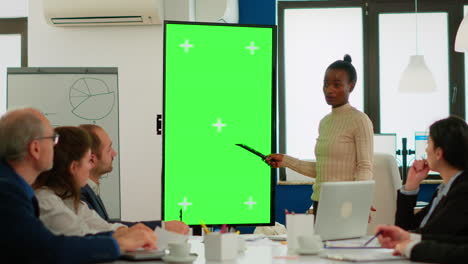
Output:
[367,153,402,234]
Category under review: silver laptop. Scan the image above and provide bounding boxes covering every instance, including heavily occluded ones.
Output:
[315,181,375,241]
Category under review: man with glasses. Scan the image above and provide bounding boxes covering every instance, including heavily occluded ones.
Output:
[79,124,189,235]
[37,133,60,145]
[0,108,156,263]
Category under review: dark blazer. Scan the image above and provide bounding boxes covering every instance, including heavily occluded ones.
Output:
[395,171,468,236]
[0,161,119,264]
[81,184,161,229]
[81,184,109,220]
[411,234,468,264]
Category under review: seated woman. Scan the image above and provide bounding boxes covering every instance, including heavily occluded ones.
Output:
[395,116,468,236]
[377,224,468,264]
[33,126,129,236]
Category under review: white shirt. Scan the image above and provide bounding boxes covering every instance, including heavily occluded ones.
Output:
[87,178,100,196]
[405,233,422,258]
[419,170,463,228]
[35,187,125,236]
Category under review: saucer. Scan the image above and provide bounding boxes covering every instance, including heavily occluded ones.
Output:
[296,248,321,255]
[161,253,198,263]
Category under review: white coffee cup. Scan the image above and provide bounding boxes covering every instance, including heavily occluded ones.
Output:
[286,214,315,250]
[238,237,246,253]
[168,242,191,257]
[297,235,322,253]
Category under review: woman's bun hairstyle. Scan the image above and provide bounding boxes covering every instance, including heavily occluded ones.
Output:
[343,54,352,63]
[326,54,357,83]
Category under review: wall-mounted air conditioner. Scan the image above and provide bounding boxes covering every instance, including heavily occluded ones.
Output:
[43,0,164,26]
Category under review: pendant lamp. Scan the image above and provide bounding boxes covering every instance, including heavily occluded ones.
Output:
[220,0,239,23]
[398,0,436,93]
[455,12,468,52]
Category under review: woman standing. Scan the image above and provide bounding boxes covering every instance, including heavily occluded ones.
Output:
[266,54,373,211]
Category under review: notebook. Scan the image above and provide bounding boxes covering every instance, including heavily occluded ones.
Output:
[120,249,166,261]
[315,181,375,241]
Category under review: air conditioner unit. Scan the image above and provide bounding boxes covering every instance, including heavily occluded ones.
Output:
[43,0,164,26]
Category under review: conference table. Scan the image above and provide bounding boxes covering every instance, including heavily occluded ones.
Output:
[112,236,425,264]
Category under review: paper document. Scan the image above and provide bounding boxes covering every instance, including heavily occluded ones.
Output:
[325,237,381,248]
[154,227,189,250]
[267,234,287,241]
[239,234,266,241]
[320,249,405,262]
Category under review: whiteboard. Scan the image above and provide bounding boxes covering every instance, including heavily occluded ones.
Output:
[7,67,120,219]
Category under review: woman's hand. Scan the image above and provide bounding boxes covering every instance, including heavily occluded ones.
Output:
[375,225,410,249]
[394,240,412,256]
[265,154,284,168]
[405,160,430,191]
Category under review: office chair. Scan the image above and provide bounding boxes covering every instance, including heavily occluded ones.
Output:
[367,153,402,234]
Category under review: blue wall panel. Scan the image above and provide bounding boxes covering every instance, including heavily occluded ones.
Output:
[239,0,276,25]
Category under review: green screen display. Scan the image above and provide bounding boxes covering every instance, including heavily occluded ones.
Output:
[163,22,276,226]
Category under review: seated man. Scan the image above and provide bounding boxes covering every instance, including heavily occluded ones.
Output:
[0,108,156,263]
[79,124,188,234]
[395,116,468,236]
[377,224,468,264]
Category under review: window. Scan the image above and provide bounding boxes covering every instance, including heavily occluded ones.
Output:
[0,0,28,115]
[280,5,364,180]
[0,34,21,114]
[379,12,449,158]
[278,0,465,180]
[0,1,28,18]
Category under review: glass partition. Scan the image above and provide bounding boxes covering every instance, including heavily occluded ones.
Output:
[379,12,449,166]
[282,7,364,162]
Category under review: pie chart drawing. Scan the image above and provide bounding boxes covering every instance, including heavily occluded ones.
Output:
[69,78,116,121]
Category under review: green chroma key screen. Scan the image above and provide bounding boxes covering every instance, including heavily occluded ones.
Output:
[163,21,276,226]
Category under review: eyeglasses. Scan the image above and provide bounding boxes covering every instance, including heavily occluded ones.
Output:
[36,133,60,145]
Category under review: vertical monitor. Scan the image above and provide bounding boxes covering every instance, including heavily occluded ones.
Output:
[414,132,428,160]
[163,21,277,226]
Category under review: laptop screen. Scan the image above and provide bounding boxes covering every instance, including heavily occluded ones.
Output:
[315,181,375,240]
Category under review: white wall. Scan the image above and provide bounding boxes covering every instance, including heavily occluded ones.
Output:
[29,0,168,221]
[29,0,230,221]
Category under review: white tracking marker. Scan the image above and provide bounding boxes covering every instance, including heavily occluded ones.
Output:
[178,197,193,210]
[244,196,257,209]
[180,39,194,53]
[212,118,226,133]
[246,41,259,55]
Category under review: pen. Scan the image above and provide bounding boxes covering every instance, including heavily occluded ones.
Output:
[362,231,383,247]
[179,209,183,221]
[200,220,210,234]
